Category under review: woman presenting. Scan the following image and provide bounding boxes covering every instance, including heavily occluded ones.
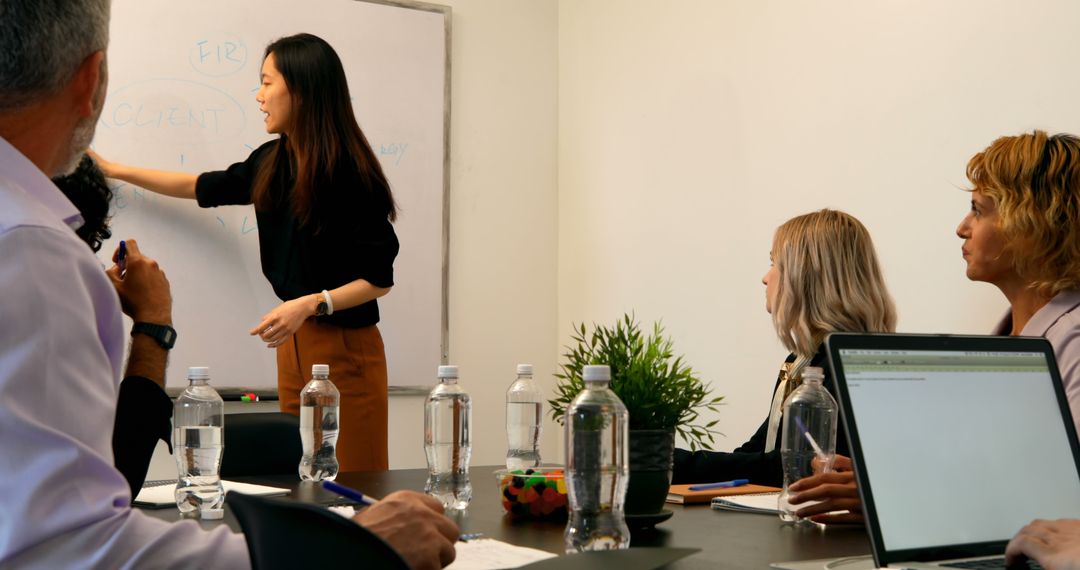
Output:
[94,33,399,471]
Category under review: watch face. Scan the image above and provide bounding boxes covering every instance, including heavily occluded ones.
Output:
[316,301,328,316]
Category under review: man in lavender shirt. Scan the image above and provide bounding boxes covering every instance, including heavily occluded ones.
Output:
[0,1,457,568]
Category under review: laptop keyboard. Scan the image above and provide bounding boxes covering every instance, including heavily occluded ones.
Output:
[941,558,1042,569]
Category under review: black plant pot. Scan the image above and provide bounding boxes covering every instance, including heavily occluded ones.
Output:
[625,429,674,516]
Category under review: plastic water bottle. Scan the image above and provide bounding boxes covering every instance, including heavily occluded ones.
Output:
[173,366,225,519]
[778,366,838,523]
[506,363,543,470]
[299,364,340,482]
[424,365,472,511]
[564,365,630,552]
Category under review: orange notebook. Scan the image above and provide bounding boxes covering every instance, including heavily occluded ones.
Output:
[665,483,781,505]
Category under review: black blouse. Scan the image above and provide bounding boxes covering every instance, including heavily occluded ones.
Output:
[671,351,850,487]
[195,140,399,328]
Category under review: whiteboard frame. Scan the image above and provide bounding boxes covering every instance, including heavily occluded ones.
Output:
[361,0,452,395]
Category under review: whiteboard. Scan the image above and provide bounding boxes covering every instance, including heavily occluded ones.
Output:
[94,0,450,390]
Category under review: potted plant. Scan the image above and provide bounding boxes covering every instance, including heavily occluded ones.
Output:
[549,313,723,522]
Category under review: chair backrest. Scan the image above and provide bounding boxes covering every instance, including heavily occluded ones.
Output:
[226,492,408,570]
[221,412,302,478]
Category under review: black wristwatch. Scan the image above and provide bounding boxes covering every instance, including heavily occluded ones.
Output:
[131,322,177,350]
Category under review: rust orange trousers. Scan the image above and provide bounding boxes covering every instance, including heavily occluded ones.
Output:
[277,319,389,471]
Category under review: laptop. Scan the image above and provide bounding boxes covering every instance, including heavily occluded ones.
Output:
[822,333,1080,569]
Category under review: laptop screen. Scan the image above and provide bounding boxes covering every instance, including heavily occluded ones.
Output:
[827,335,1080,563]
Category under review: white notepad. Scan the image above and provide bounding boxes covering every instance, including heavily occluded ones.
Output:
[134,480,290,507]
[710,492,781,515]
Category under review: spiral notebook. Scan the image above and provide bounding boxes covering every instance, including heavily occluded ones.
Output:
[709,492,781,515]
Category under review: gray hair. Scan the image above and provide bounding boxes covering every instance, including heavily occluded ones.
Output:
[0,0,110,111]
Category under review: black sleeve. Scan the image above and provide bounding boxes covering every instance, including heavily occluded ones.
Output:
[671,360,788,488]
[112,376,173,500]
[672,448,783,487]
[672,414,783,487]
[195,140,276,208]
[340,215,399,288]
[321,180,400,289]
[671,352,850,488]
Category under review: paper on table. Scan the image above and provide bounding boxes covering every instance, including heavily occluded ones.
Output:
[134,480,290,507]
[446,539,557,570]
[329,507,557,570]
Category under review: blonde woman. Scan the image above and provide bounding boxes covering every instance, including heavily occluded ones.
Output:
[672,209,897,488]
[791,130,1080,526]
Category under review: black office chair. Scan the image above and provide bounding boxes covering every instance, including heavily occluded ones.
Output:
[226,492,408,570]
[220,412,303,478]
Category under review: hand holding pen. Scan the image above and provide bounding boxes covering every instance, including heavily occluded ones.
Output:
[794,416,833,472]
[321,481,460,569]
[105,238,173,324]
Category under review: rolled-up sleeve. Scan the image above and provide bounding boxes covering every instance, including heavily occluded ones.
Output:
[0,225,250,569]
[195,140,276,208]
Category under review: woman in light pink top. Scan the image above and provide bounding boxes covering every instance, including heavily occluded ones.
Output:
[788,130,1080,527]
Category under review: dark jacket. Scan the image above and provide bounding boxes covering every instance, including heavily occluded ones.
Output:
[672,350,849,487]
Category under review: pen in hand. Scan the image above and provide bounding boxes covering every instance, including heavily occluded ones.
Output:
[321,479,377,506]
[117,240,127,279]
[688,478,749,491]
[794,416,828,463]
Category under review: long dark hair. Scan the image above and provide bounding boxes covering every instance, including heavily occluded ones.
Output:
[252,33,397,227]
[52,154,113,252]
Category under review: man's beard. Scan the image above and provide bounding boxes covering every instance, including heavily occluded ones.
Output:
[56,60,107,177]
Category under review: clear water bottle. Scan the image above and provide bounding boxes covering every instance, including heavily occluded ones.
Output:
[299,364,340,482]
[564,365,630,553]
[506,363,543,470]
[424,365,472,511]
[173,366,225,519]
[778,366,837,523]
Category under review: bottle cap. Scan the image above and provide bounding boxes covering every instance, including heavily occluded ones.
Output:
[582,365,610,382]
[516,364,533,375]
[438,365,459,379]
[187,366,209,380]
[312,364,330,376]
[802,366,825,380]
[201,508,224,520]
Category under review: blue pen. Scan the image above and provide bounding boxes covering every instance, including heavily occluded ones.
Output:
[321,480,377,506]
[688,478,749,491]
[117,240,127,278]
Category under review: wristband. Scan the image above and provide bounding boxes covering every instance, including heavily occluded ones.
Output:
[322,289,334,316]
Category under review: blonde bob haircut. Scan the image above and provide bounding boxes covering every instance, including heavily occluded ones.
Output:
[966,130,1080,298]
[771,209,897,378]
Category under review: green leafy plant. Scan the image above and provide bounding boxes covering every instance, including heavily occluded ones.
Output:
[549,313,724,451]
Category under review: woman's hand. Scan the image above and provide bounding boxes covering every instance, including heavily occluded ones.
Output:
[86,149,118,178]
[249,295,316,348]
[787,454,865,524]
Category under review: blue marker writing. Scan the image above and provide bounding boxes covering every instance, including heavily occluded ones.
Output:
[688,478,749,491]
[118,240,127,278]
[321,480,377,506]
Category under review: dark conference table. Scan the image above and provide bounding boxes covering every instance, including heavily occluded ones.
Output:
[140,466,871,569]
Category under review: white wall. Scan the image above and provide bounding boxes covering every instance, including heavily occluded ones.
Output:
[557,0,1080,451]
[388,0,561,469]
